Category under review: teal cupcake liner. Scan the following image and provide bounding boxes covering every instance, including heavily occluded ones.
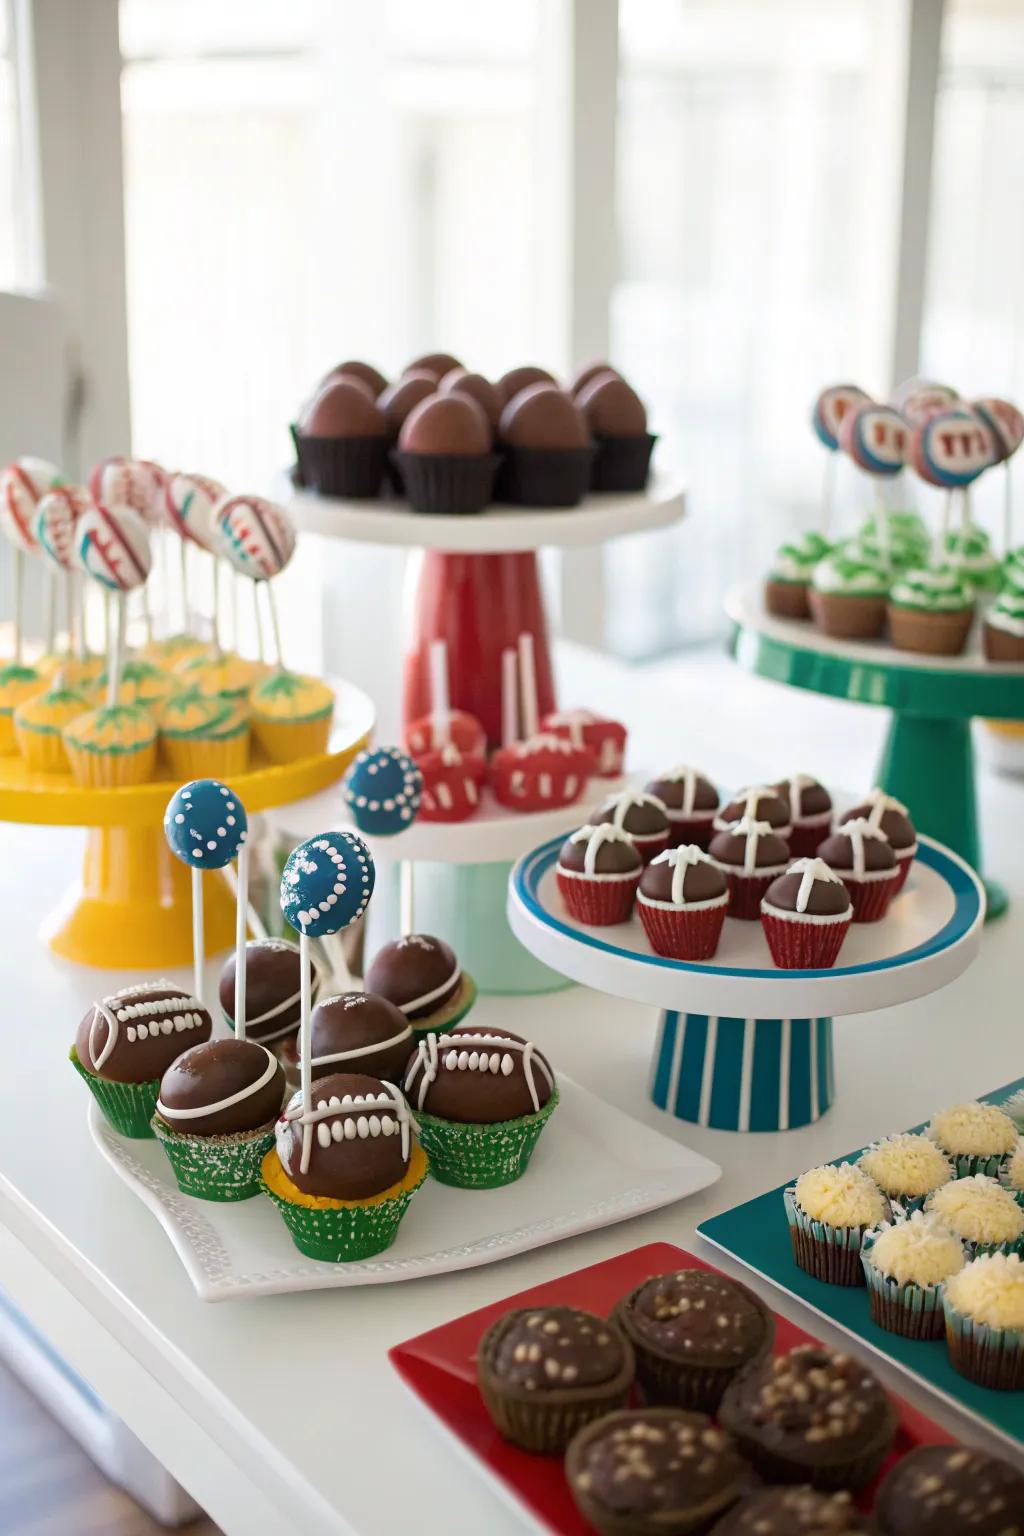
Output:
[943,1296,1024,1389]
[958,1234,1024,1261]
[784,1185,888,1287]
[262,1158,427,1262]
[70,1046,158,1139]
[151,1115,276,1202]
[860,1233,946,1339]
[943,1150,1007,1180]
[998,1164,1024,1208]
[414,1088,559,1189]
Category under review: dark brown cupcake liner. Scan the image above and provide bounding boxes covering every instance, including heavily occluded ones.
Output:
[289,423,306,486]
[720,1413,895,1493]
[612,1280,773,1413]
[495,445,595,507]
[984,623,1024,663]
[293,431,388,499]
[867,1282,945,1340]
[391,450,499,516]
[789,1224,866,1287]
[590,432,656,493]
[944,1304,1024,1389]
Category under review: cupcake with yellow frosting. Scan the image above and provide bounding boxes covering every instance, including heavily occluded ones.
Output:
[0,665,45,754]
[99,658,177,713]
[926,1101,1018,1178]
[858,1133,954,1214]
[143,634,211,670]
[64,703,158,787]
[174,650,261,702]
[861,1212,965,1339]
[1000,1138,1024,1208]
[159,689,248,777]
[14,686,89,772]
[943,1251,1024,1389]
[784,1162,889,1286]
[926,1173,1024,1258]
[251,670,334,763]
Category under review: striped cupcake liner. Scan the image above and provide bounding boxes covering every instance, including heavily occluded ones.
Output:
[860,1235,946,1340]
[943,1297,1024,1390]
[261,1151,427,1262]
[413,1089,559,1189]
[636,895,727,960]
[784,1185,887,1287]
[998,1164,1024,1208]
[760,908,851,969]
[70,1047,158,1139]
[556,870,639,925]
[933,1149,1007,1180]
[151,1116,277,1202]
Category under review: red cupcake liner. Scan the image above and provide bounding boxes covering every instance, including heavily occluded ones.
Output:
[721,869,780,920]
[556,870,639,926]
[632,831,671,866]
[761,908,851,969]
[638,898,727,960]
[788,821,832,858]
[666,814,717,850]
[843,870,901,922]
[892,848,915,893]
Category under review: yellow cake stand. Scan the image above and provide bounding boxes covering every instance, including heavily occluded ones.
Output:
[0,679,374,970]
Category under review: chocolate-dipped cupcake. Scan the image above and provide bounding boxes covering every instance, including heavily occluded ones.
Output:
[309,991,413,1082]
[760,857,853,970]
[776,774,833,857]
[875,1443,1024,1536]
[840,788,917,892]
[708,817,791,920]
[477,1306,634,1453]
[576,371,655,491]
[637,846,729,959]
[438,368,502,430]
[710,1487,872,1534]
[714,785,792,839]
[557,823,643,925]
[377,371,436,491]
[645,765,720,848]
[614,1268,773,1411]
[395,392,497,515]
[818,818,900,922]
[321,360,388,397]
[405,351,462,381]
[593,788,671,863]
[152,1038,285,1201]
[496,363,556,403]
[219,937,324,1046]
[363,933,475,1035]
[293,377,389,498]
[496,383,593,506]
[570,360,620,397]
[718,1345,897,1491]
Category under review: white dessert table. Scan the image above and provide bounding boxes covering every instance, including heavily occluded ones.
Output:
[0,642,1022,1536]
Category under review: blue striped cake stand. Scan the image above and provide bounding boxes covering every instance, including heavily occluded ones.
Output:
[507,834,984,1133]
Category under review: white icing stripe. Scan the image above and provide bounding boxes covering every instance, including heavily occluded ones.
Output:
[637,890,729,914]
[156,1046,278,1122]
[89,983,206,1070]
[599,790,668,834]
[406,1031,553,1114]
[395,961,461,1017]
[568,822,636,876]
[841,816,890,878]
[785,856,846,913]
[664,806,715,826]
[311,1026,412,1066]
[234,943,324,1030]
[647,843,718,905]
[760,900,853,926]
[557,865,641,885]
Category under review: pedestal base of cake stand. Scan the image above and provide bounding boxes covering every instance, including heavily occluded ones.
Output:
[650,1013,834,1132]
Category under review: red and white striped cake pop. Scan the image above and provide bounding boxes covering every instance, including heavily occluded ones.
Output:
[215,494,296,580]
[33,485,92,570]
[0,456,62,552]
[838,401,908,477]
[971,398,1024,466]
[811,385,870,451]
[910,408,994,488]
[75,502,152,591]
[89,456,167,525]
[894,380,960,426]
[164,470,226,551]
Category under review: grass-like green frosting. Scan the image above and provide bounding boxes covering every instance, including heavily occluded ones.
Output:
[770,530,832,583]
[812,547,890,597]
[943,526,1002,588]
[64,704,156,755]
[889,566,974,612]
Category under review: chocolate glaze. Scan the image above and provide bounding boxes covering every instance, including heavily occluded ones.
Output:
[646,771,719,815]
[76,984,213,1083]
[711,1486,871,1534]
[377,372,436,436]
[559,830,642,875]
[403,1023,553,1124]
[497,364,556,403]
[299,379,388,438]
[764,869,851,915]
[157,1038,284,1136]
[364,934,461,1021]
[709,825,790,870]
[398,393,492,455]
[717,787,790,831]
[499,383,589,449]
[488,1307,627,1390]
[840,802,915,851]
[875,1444,1024,1536]
[220,939,323,1044]
[439,369,503,429]
[323,360,387,397]
[570,1410,744,1525]
[594,791,669,838]
[576,372,648,436]
[776,777,833,819]
[276,1071,410,1199]
[405,352,462,380]
[819,827,895,872]
[310,991,412,1082]
[570,360,620,397]
[640,854,727,905]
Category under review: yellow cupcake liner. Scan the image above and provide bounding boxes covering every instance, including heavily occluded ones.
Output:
[162,731,249,779]
[0,712,18,755]
[65,738,157,787]
[252,713,331,764]
[14,721,70,773]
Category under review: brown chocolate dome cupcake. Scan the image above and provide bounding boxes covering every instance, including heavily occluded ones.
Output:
[395,392,497,514]
[220,937,324,1045]
[497,363,556,404]
[637,847,730,960]
[567,1409,746,1536]
[405,351,462,381]
[438,368,503,429]
[363,933,474,1035]
[875,1443,1024,1536]
[310,991,413,1083]
[593,788,671,863]
[818,818,900,922]
[321,360,388,397]
[614,1269,773,1411]
[645,765,720,848]
[718,1346,897,1491]
[709,817,791,920]
[496,382,593,506]
[477,1306,634,1453]
[839,789,917,893]
[557,822,643,925]
[377,370,436,441]
[576,371,656,492]
[760,857,853,970]
[570,360,621,397]
[714,785,792,839]
[294,377,389,497]
[275,1072,411,1200]
[710,1487,871,1534]
[775,774,833,857]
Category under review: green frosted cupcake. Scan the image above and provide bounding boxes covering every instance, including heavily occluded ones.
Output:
[942,524,1002,592]
[152,1039,286,1201]
[764,530,832,619]
[402,1025,557,1189]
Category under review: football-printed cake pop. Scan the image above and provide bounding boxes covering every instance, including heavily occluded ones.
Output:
[811,385,871,452]
[75,502,152,590]
[839,402,908,477]
[280,831,375,938]
[164,470,226,550]
[342,746,422,835]
[274,1073,413,1199]
[0,456,62,552]
[215,494,296,580]
[910,408,994,488]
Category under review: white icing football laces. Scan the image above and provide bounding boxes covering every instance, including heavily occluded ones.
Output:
[598,789,668,840]
[406,1031,552,1114]
[785,856,846,914]
[88,981,206,1072]
[839,817,891,878]
[648,844,717,905]
[567,822,635,876]
[281,1080,410,1175]
[653,764,705,818]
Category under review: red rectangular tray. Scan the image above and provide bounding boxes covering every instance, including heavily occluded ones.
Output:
[389,1243,951,1536]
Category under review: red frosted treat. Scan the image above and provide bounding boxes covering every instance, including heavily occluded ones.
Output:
[540,707,626,778]
[557,824,642,925]
[418,743,487,823]
[489,733,592,813]
[405,709,486,760]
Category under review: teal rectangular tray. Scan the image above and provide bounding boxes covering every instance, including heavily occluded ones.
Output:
[698,1076,1024,1453]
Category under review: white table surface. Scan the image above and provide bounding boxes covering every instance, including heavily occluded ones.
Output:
[1,642,1022,1536]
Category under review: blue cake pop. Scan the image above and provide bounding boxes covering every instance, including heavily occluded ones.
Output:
[280,830,375,937]
[342,746,422,836]
[164,780,248,869]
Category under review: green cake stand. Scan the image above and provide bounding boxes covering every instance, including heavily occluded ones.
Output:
[726,585,1024,920]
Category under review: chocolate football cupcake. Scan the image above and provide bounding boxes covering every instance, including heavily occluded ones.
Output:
[377,371,436,488]
[438,368,503,430]
[477,1306,634,1454]
[321,359,387,396]
[709,1487,871,1534]
[152,1038,285,1201]
[614,1269,773,1411]
[309,991,413,1082]
[293,377,389,498]
[557,823,643,925]
[713,785,792,840]
[708,818,790,920]
[71,982,213,1138]
[637,846,729,959]
[497,363,556,403]
[760,858,853,970]
[567,1409,746,1536]
[644,765,720,848]
[402,1025,557,1187]
[395,392,497,515]
[593,789,671,863]
[405,351,463,381]
[818,819,900,922]
[775,774,833,857]
[840,789,918,893]
[875,1443,1024,1535]
[363,933,475,1036]
[718,1346,897,1491]
[219,937,325,1045]
[575,370,656,492]
[496,383,593,506]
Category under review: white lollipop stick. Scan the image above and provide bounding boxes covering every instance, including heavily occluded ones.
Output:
[940,490,953,544]
[874,487,890,569]
[192,866,205,1005]
[502,647,518,747]
[961,486,971,535]
[211,553,222,656]
[140,576,153,646]
[299,931,312,1117]
[62,571,73,657]
[1004,464,1014,555]
[230,570,241,654]
[821,453,836,538]
[233,842,249,1041]
[44,569,56,655]
[267,583,284,668]
[106,593,127,708]
[399,861,415,936]
[429,638,450,748]
[254,581,265,663]
[518,631,538,739]
[12,548,23,664]
[178,537,189,632]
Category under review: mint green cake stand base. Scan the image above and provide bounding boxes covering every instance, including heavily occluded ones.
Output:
[727,585,1024,922]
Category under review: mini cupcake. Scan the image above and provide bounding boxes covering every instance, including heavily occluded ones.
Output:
[637,846,729,959]
[219,936,325,1045]
[809,548,889,639]
[711,1488,871,1534]
[784,1162,889,1286]
[64,703,157,787]
[860,1212,965,1339]
[943,1252,1024,1390]
[857,508,931,571]
[817,818,900,922]
[643,766,719,850]
[839,788,917,892]
[250,670,334,762]
[556,823,643,925]
[496,383,593,507]
[567,1410,746,1536]
[261,1074,427,1261]
[926,1100,1018,1178]
[416,742,486,821]
[775,773,833,857]
[489,733,593,811]
[0,664,44,754]
[593,788,671,863]
[13,686,88,772]
[402,1025,557,1188]
[888,566,975,656]
[942,524,1002,594]
[152,1038,285,1201]
[293,377,390,498]
[159,690,243,778]
[760,858,853,969]
[364,933,476,1036]
[876,1443,1024,1535]
[1000,1138,1024,1208]
[613,1268,773,1411]
[713,785,792,840]
[575,371,656,492]
[540,707,626,778]
[309,992,413,1083]
[58,653,105,694]
[395,392,498,515]
[925,1174,1024,1258]
[477,1306,634,1453]
[174,650,261,702]
[858,1132,954,1212]
[142,633,211,670]
[99,657,177,712]
[764,530,833,620]
[708,817,790,920]
[718,1346,896,1491]
[983,578,1024,662]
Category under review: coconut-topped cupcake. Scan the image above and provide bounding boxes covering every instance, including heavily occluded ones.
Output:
[927,1100,1018,1177]
[556,822,642,925]
[943,1251,1024,1390]
[860,1211,965,1340]
[637,845,729,960]
[708,816,790,920]
[818,818,900,922]
[593,788,671,863]
[644,765,719,848]
[760,857,853,969]
[926,1174,1024,1258]
[785,1162,888,1286]
[859,1133,954,1210]
[1001,1137,1024,1206]
[839,788,917,892]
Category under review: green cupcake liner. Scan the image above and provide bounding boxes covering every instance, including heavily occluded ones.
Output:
[413,1088,559,1189]
[70,1046,158,1139]
[784,1185,888,1287]
[944,1296,1024,1389]
[262,1161,427,1262]
[151,1116,276,1202]
[943,1151,1007,1179]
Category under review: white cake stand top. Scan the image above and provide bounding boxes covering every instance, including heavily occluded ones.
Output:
[507,833,984,1019]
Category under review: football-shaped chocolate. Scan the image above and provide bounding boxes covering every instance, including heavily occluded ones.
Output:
[570,360,620,397]
[776,774,832,820]
[363,934,461,1021]
[708,820,790,871]
[405,352,463,381]
[558,824,642,877]
[576,373,647,437]
[646,766,719,818]
[275,1072,412,1199]
[219,938,325,1044]
[593,789,669,848]
[404,1025,555,1124]
[714,785,791,835]
[322,360,388,397]
[498,383,589,449]
[156,1038,285,1137]
[819,820,896,873]
[840,793,916,852]
[398,393,492,455]
[377,371,436,436]
[497,364,556,404]
[310,992,413,1083]
[75,982,212,1083]
[299,379,388,439]
[439,369,502,429]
